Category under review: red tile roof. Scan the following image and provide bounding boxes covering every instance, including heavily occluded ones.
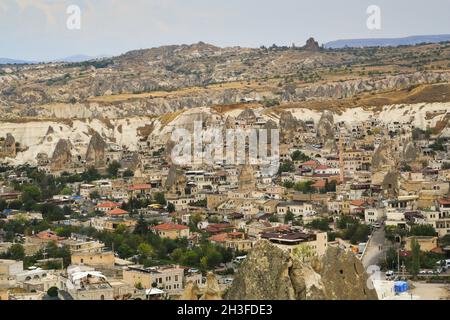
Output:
[107,208,129,216]
[350,200,365,207]
[37,231,65,241]
[96,201,121,209]
[206,223,233,233]
[302,160,319,167]
[208,233,228,242]
[438,198,450,205]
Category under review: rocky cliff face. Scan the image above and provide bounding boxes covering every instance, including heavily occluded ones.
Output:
[402,141,420,164]
[226,240,378,300]
[180,273,222,300]
[279,110,307,140]
[284,71,450,102]
[85,130,107,167]
[0,101,446,166]
[303,37,320,51]
[2,71,448,120]
[51,139,72,171]
[316,111,337,152]
[372,139,397,171]
[1,38,449,119]
[1,133,16,157]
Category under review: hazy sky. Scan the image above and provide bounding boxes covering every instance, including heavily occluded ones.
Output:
[1,0,449,60]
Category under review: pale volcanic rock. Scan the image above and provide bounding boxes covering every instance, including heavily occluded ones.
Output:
[316,111,337,152]
[51,139,72,170]
[85,130,107,167]
[226,240,377,300]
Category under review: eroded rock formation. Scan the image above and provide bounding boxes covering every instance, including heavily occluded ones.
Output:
[200,273,222,300]
[279,110,307,141]
[85,130,107,167]
[226,240,378,300]
[317,111,337,152]
[180,273,222,300]
[51,139,72,171]
[303,37,320,51]
[371,139,397,171]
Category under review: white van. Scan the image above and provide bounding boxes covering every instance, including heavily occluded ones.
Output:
[233,255,247,264]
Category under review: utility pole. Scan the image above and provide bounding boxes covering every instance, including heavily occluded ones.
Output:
[339,131,344,184]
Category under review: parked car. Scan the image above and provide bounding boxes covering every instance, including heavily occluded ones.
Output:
[436,259,450,269]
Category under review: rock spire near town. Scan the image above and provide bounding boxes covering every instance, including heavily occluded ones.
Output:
[226,241,378,300]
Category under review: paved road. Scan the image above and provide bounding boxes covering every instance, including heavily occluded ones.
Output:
[362,227,386,269]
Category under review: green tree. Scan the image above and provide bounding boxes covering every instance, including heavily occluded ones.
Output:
[40,203,65,221]
[154,193,167,206]
[401,164,412,172]
[123,169,134,178]
[283,180,294,189]
[8,200,23,210]
[409,225,436,237]
[138,243,154,259]
[429,138,445,151]
[291,150,311,162]
[134,215,148,236]
[82,166,101,182]
[278,160,295,174]
[21,185,42,203]
[190,213,202,226]
[118,243,134,259]
[410,238,421,278]
[306,218,330,231]
[8,243,25,260]
[294,181,315,193]
[200,256,208,271]
[0,199,7,211]
[60,186,73,195]
[284,210,295,223]
[107,161,121,177]
[349,224,371,245]
[323,180,337,193]
[384,247,398,270]
[167,202,175,213]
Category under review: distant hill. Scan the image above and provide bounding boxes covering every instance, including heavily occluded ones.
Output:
[325,34,450,49]
[0,58,33,65]
[0,54,111,65]
[53,54,111,63]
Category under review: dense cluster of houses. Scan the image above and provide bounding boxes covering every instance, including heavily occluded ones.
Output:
[1,108,449,299]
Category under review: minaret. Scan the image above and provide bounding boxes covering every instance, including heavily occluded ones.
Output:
[339,131,344,183]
